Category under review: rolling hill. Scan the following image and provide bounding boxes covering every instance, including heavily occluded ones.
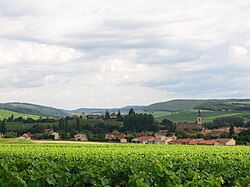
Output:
[153,109,250,123]
[72,105,145,114]
[0,109,42,121]
[194,99,250,111]
[144,99,209,112]
[0,103,68,117]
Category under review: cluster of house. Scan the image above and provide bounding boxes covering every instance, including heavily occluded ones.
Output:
[104,110,239,145]
[168,138,236,145]
[72,112,118,120]
[18,129,88,141]
[105,132,177,144]
[105,132,236,145]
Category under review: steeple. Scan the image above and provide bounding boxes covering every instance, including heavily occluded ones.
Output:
[197,109,202,125]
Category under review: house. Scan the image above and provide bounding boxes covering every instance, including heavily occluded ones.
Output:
[105,133,126,141]
[168,138,194,145]
[188,139,203,145]
[86,114,99,119]
[154,136,167,144]
[216,138,236,145]
[74,134,88,141]
[80,113,87,119]
[177,123,202,131]
[19,133,31,140]
[44,128,54,135]
[51,132,60,140]
[199,130,212,135]
[197,139,220,145]
[120,138,127,143]
[110,113,117,119]
[132,136,155,144]
[154,135,176,144]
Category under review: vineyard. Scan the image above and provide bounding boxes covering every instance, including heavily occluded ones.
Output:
[0,144,249,186]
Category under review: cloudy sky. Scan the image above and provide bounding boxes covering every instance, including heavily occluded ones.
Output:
[0,0,250,109]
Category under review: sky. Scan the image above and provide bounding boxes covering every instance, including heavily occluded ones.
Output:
[0,0,250,109]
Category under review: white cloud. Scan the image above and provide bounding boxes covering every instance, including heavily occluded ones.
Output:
[0,40,84,65]
[228,45,248,57]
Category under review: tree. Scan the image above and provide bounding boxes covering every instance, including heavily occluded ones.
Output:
[161,119,176,132]
[105,110,110,119]
[117,110,123,121]
[4,132,17,138]
[0,120,7,133]
[229,125,234,137]
[76,118,81,132]
[7,115,14,122]
[128,108,135,115]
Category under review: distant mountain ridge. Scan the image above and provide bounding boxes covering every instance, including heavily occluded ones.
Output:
[1,99,250,117]
[145,99,250,112]
[72,105,145,114]
[0,102,68,117]
[144,99,209,112]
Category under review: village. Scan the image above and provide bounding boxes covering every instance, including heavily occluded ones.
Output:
[5,109,247,146]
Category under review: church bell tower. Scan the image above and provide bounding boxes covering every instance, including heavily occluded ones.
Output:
[197,109,202,125]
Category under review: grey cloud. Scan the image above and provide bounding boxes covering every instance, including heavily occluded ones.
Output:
[0,0,250,108]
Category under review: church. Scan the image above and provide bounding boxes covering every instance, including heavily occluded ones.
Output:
[176,110,203,132]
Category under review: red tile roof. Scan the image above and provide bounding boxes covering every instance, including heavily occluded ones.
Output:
[169,138,193,144]
[137,136,154,141]
[216,138,232,144]
[197,139,218,145]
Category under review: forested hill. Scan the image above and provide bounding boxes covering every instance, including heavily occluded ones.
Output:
[194,99,250,111]
[144,99,250,112]
[0,103,68,117]
[144,99,209,112]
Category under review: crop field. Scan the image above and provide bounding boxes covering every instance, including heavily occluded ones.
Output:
[0,144,249,186]
[153,109,250,123]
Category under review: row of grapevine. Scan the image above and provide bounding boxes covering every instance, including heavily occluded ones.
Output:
[0,144,249,186]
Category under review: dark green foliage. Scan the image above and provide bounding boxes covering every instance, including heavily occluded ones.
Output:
[3,132,17,138]
[195,99,250,111]
[105,109,110,119]
[0,144,249,186]
[128,108,135,115]
[117,110,123,121]
[123,111,158,132]
[229,125,234,137]
[0,120,7,133]
[161,119,176,132]
[213,117,244,127]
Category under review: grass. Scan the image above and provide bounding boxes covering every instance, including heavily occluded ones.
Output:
[0,109,41,121]
[153,109,250,123]
[0,138,33,144]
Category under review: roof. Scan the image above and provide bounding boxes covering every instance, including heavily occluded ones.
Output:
[198,139,218,145]
[188,139,202,145]
[137,136,155,141]
[169,138,193,144]
[199,130,212,135]
[216,138,233,143]
[21,133,30,139]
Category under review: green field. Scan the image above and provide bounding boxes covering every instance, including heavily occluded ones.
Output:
[0,138,33,144]
[0,143,249,186]
[153,109,250,123]
[0,109,41,121]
